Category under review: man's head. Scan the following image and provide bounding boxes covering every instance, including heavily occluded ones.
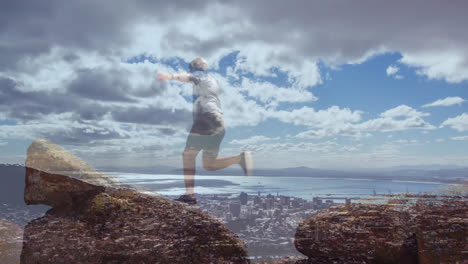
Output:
[189,57,208,72]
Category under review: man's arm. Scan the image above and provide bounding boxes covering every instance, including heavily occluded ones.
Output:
[156,72,200,84]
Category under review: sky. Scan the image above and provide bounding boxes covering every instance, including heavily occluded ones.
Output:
[0,0,467,170]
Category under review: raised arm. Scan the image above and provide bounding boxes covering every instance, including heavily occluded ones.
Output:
[156,72,200,84]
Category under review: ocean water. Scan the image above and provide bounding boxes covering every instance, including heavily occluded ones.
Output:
[108,172,446,200]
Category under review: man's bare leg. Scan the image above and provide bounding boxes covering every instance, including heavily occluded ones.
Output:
[183,149,200,198]
[202,151,241,171]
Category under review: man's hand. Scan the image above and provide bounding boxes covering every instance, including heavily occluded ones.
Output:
[156,72,171,81]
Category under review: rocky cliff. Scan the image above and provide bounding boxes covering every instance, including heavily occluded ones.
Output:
[295,198,468,264]
[19,138,249,264]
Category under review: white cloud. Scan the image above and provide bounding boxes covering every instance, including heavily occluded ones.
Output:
[359,116,434,132]
[386,65,399,76]
[292,105,434,139]
[422,96,465,108]
[240,77,317,106]
[214,73,270,127]
[440,113,468,132]
[229,135,279,145]
[357,105,434,132]
[273,106,362,127]
[380,105,429,118]
[400,50,468,83]
[339,145,362,152]
[452,135,468,141]
[435,138,445,142]
[391,139,422,146]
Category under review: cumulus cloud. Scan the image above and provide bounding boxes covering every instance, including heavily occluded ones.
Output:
[400,51,468,83]
[386,65,399,76]
[273,106,363,127]
[294,105,434,139]
[240,77,317,106]
[356,105,434,132]
[422,96,465,107]
[379,105,429,118]
[214,73,270,127]
[386,65,403,79]
[359,116,434,132]
[440,113,468,131]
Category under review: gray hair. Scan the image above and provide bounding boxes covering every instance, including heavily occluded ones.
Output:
[189,57,208,72]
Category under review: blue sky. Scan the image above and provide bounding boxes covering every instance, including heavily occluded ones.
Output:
[1,1,467,169]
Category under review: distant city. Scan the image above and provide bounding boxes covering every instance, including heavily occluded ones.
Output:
[192,192,345,259]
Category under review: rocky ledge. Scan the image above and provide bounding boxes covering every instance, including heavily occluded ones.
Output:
[20,138,249,264]
[295,198,468,264]
[21,188,249,264]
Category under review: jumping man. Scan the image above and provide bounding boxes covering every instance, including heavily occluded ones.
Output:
[157,57,253,204]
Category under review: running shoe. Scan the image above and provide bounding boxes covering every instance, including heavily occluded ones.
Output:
[239,151,253,176]
[175,194,197,205]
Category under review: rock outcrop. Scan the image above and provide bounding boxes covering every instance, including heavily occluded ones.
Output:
[295,198,468,264]
[20,138,249,263]
[24,138,122,208]
[414,200,468,264]
[25,138,120,186]
[21,188,249,264]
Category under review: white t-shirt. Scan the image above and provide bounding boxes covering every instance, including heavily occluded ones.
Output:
[191,71,222,117]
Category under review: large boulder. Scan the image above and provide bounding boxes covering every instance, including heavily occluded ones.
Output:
[21,188,249,264]
[20,139,249,263]
[295,203,417,263]
[24,138,122,208]
[414,200,468,264]
[294,199,468,264]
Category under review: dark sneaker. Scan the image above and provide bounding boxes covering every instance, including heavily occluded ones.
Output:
[239,151,253,176]
[175,194,197,205]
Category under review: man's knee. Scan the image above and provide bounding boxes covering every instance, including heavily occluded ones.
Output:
[202,157,216,171]
[183,149,198,159]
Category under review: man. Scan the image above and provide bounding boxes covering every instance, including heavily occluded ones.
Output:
[157,57,253,205]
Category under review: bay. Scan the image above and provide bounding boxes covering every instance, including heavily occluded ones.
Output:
[108,172,446,200]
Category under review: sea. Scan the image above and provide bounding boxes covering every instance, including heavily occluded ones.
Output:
[108,172,447,200]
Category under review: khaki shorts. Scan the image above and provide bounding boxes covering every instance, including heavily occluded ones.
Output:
[185,112,225,158]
